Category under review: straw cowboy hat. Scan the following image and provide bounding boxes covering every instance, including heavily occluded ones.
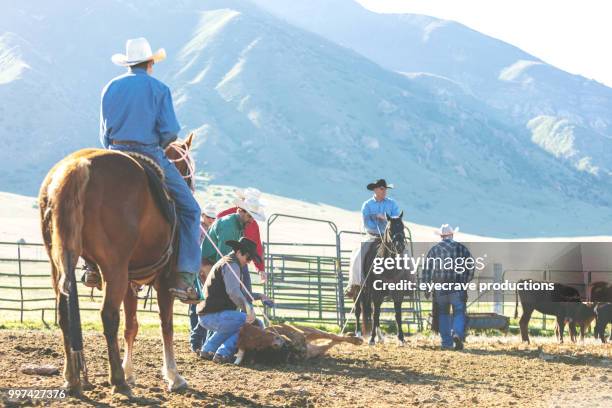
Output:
[234,187,262,205]
[111,37,166,67]
[367,179,394,191]
[435,224,459,237]
[225,237,262,264]
[236,196,266,222]
[201,203,217,219]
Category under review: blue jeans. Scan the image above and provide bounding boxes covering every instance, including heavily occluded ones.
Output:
[199,310,247,357]
[188,304,207,351]
[109,144,201,274]
[435,291,466,348]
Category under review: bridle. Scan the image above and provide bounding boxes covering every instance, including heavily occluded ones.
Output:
[167,141,196,192]
[379,218,406,257]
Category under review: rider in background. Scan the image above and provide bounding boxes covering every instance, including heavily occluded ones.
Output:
[345,179,400,298]
[99,38,200,302]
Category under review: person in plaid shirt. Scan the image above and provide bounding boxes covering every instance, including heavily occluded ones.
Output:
[422,224,474,350]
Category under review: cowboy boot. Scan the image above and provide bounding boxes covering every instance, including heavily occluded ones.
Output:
[344,284,360,298]
[169,272,199,304]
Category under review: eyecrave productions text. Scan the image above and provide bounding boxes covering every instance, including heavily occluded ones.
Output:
[372,279,555,292]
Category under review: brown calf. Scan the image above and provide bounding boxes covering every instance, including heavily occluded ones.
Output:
[235,323,363,365]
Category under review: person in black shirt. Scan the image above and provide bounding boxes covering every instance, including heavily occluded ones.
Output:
[195,238,261,363]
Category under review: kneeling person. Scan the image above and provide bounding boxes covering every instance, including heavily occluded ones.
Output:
[196,237,261,363]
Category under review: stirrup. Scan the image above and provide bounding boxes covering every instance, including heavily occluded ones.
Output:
[81,263,101,290]
[169,287,199,304]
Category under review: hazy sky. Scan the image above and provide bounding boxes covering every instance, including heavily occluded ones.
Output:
[357,0,612,88]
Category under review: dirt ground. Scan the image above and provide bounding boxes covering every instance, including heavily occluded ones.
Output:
[0,330,610,407]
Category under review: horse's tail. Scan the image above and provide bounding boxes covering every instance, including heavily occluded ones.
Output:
[47,158,91,295]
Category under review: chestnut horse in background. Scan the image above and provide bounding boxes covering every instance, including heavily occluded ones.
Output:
[39,133,196,396]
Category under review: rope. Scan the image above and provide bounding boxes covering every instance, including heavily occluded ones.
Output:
[167,142,196,192]
[339,252,377,336]
[200,227,277,330]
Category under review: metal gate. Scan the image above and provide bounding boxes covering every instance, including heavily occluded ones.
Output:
[264,214,424,331]
[264,214,344,326]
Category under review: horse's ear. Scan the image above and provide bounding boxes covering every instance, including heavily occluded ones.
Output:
[399,210,403,219]
[185,132,195,149]
[385,213,391,221]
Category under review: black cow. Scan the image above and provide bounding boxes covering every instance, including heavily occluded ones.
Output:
[590,281,612,303]
[561,302,596,342]
[594,303,612,343]
[514,279,581,343]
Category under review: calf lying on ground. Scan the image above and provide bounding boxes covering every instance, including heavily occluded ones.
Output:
[235,323,363,365]
[594,303,612,343]
[515,279,581,343]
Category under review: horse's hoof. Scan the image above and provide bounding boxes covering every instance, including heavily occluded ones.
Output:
[62,381,82,397]
[397,339,405,346]
[111,383,132,398]
[168,375,188,392]
[369,339,376,346]
[82,380,95,391]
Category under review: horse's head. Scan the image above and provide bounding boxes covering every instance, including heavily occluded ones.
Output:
[384,211,405,255]
[165,132,196,191]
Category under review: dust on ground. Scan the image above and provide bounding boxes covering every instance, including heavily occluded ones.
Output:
[0,330,610,407]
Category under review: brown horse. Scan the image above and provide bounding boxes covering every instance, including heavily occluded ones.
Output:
[39,134,196,396]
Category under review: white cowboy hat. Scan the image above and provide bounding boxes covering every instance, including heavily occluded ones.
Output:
[233,187,262,206]
[201,203,217,219]
[236,197,266,222]
[435,224,459,237]
[111,37,166,67]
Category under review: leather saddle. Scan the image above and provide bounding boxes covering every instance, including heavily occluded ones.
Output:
[362,237,382,279]
[125,152,176,225]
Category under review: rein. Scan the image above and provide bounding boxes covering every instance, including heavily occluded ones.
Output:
[167,142,196,191]
[376,223,405,258]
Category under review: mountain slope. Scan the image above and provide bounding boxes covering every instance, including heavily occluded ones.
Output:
[252,0,612,179]
[0,0,611,237]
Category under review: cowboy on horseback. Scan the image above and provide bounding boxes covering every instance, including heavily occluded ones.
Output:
[97,37,200,302]
[345,179,401,298]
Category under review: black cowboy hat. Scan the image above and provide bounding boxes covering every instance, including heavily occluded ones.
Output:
[367,179,394,191]
[225,237,262,264]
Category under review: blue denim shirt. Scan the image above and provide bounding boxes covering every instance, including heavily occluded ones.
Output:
[361,196,400,235]
[100,67,180,148]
